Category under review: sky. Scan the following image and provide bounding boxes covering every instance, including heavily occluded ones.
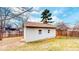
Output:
[29,7,79,26]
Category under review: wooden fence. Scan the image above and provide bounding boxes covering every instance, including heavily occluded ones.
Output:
[67,31,79,37]
[56,30,79,37]
[2,31,23,38]
[56,30,67,36]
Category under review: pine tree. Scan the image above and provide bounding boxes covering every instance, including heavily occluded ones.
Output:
[41,9,52,24]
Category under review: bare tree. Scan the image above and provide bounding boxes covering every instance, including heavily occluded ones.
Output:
[11,7,33,35]
[56,22,69,30]
[56,22,69,36]
[73,22,79,30]
[0,7,33,40]
[0,7,12,40]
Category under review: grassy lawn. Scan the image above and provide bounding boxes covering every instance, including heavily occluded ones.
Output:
[5,36,79,51]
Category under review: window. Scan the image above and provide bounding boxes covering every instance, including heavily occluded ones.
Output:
[39,30,42,34]
[48,30,50,33]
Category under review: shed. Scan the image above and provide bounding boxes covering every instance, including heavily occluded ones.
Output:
[24,22,56,42]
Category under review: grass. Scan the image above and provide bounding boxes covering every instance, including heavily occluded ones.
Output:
[6,36,79,51]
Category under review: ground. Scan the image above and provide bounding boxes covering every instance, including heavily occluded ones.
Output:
[1,36,79,51]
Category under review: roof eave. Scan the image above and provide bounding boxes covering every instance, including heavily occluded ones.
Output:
[26,26,56,29]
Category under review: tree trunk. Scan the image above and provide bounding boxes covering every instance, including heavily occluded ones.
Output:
[0,20,3,40]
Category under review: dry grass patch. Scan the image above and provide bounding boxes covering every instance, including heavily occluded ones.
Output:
[8,36,79,51]
[0,36,23,50]
[1,36,79,51]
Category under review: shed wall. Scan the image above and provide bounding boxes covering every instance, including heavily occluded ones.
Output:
[24,27,56,42]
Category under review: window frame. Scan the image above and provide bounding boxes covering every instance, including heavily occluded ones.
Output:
[38,30,42,34]
[48,30,50,33]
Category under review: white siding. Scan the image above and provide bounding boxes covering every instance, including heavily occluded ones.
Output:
[24,27,56,42]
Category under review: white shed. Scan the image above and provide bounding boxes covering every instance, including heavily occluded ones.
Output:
[24,22,56,42]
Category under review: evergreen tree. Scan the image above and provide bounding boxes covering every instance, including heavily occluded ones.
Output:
[41,9,52,24]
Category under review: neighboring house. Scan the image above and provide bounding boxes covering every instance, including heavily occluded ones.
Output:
[24,22,56,42]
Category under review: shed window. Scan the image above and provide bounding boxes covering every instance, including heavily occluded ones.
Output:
[39,30,42,34]
[48,30,50,33]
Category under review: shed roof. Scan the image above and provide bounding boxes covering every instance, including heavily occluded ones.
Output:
[25,22,55,29]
